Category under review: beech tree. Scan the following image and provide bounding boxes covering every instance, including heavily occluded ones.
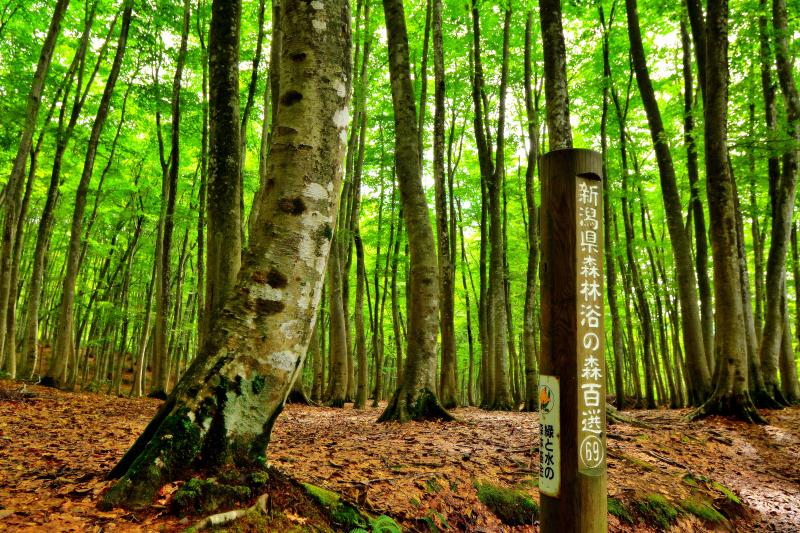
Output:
[103,0,351,507]
[691,0,764,422]
[378,0,451,422]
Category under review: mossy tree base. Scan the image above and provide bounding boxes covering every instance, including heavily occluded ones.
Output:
[102,364,285,511]
[378,387,454,423]
[688,392,767,424]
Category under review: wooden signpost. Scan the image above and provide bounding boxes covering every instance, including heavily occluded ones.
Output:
[539,149,607,532]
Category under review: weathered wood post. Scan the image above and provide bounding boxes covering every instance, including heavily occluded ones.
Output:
[539,148,606,532]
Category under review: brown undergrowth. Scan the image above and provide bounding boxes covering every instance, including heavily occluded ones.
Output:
[1,379,799,531]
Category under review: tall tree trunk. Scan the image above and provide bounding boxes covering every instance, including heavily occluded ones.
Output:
[758,0,800,406]
[196,1,208,351]
[692,0,763,423]
[486,8,513,411]
[433,0,456,409]
[105,0,351,507]
[239,0,267,245]
[370,177,388,407]
[521,11,541,412]
[204,0,242,347]
[779,283,800,403]
[47,0,133,388]
[625,0,710,403]
[310,321,323,403]
[457,201,476,406]
[390,208,404,385]
[378,0,451,423]
[468,0,493,406]
[327,239,348,407]
[680,19,714,368]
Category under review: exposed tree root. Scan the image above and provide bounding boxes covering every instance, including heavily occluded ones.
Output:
[188,493,268,531]
[484,400,517,412]
[378,387,454,423]
[606,404,655,428]
[687,393,768,424]
[328,398,346,408]
[751,388,786,410]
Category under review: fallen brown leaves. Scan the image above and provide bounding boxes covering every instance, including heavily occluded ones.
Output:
[1,379,799,532]
[0,380,174,531]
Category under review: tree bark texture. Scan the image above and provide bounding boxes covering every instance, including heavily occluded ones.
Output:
[105,0,351,507]
[378,0,451,423]
[538,0,572,150]
[204,0,243,350]
[433,0,457,409]
[692,0,764,423]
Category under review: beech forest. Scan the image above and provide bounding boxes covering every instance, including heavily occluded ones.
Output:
[0,0,799,530]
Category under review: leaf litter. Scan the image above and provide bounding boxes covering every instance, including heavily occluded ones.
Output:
[1,379,799,531]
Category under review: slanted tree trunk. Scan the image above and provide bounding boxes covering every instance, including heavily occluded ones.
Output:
[625,0,710,404]
[599,4,626,410]
[47,0,133,388]
[15,55,80,378]
[378,0,451,423]
[691,0,764,423]
[104,0,351,507]
[152,0,191,397]
[0,0,70,375]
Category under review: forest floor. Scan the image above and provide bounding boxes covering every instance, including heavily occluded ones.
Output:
[0,379,799,532]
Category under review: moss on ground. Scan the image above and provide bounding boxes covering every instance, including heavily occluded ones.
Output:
[711,481,742,505]
[681,497,726,523]
[633,493,681,531]
[608,496,634,524]
[302,482,402,532]
[475,481,539,526]
[172,477,252,515]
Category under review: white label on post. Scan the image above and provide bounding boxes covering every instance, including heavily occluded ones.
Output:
[538,374,560,497]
